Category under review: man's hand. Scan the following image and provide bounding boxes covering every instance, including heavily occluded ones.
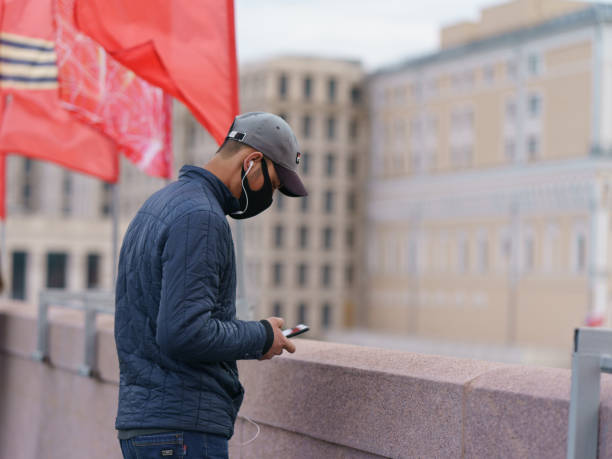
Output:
[259,317,296,360]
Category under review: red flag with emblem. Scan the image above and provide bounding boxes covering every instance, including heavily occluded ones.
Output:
[0,0,119,185]
[74,0,239,145]
[55,0,172,178]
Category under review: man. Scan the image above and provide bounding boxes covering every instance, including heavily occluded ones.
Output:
[115,112,308,458]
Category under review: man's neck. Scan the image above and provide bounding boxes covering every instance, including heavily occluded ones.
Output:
[204,157,241,199]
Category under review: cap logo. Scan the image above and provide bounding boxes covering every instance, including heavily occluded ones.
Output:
[228,130,246,141]
[296,152,301,164]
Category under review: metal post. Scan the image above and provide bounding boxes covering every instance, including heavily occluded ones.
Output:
[567,352,601,459]
[588,182,609,324]
[507,200,520,345]
[567,327,612,458]
[32,291,49,362]
[79,305,97,377]
[591,9,603,155]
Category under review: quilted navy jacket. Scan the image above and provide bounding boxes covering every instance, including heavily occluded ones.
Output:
[114,165,269,439]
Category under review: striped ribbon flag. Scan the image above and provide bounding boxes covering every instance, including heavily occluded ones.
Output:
[0,31,57,89]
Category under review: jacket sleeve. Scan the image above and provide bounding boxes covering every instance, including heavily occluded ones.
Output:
[155,210,268,363]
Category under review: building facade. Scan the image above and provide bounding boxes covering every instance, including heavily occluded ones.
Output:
[238,57,367,337]
[366,0,612,354]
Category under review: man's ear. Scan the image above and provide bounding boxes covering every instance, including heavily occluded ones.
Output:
[242,151,263,171]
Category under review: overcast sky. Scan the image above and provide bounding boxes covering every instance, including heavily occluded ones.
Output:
[235,0,600,72]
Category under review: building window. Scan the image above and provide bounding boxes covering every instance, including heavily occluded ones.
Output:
[458,238,469,273]
[298,302,308,324]
[278,73,288,99]
[274,224,284,248]
[272,301,283,317]
[186,121,198,151]
[23,158,34,212]
[347,156,357,177]
[303,76,312,100]
[272,262,283,286]
[527,54,540,76]
[321,264,332,287]
[11,251,27,300]
[543,224,560,273]
[324,190,334,213]
[86,253,101,289]
[505,99,516,120]
[477,237,488,273]
[499,230,513,271]
[297,263,308,287]
[350,86,361,105]
[346,228,355,248]
[276,193,284,211]
[278,112,289,122]
[300,195,309,212]
[301,151,310,175]
[345,265,354,285]
[101,182,112,217]
[322,303,332,329]
[302,115,312,139]
[327,77,337,103]
[47,252,67,289]
[575,233,587,273]
[527,135,539,160]
[298,226,309,249]
[62,171,72,216]
[528,94,541,117]
[22,183,32,212]
[349,119,358,142]
[325,153,335,176]
[347,193,356,212]
[323,227,334,249]
[326,117,336,140]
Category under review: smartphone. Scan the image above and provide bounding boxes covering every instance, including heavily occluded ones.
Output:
[282,324,309,338]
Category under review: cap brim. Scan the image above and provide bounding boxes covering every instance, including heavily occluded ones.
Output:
[274,163,308,197]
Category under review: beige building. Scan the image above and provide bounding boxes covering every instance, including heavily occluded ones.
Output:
[365,0,612,358]
[238,57,367,337]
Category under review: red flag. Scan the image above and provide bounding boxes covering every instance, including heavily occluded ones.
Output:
[0,0,119,183]
[75,0,240,145]
[55,0,173,178]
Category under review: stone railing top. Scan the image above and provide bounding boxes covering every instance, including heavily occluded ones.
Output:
[3,301,612,457]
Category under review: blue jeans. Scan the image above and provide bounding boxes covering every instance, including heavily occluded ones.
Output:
[119,431,228,459]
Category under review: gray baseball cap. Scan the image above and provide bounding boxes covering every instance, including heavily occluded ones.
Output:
[226,112,307,197]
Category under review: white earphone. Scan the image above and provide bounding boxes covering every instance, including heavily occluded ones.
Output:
[232,160,255,216]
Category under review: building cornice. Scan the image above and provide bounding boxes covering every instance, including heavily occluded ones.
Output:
[368,158,612,221]
[371,5,612,78]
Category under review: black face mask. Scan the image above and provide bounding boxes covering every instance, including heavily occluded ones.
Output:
[230,159,274,220]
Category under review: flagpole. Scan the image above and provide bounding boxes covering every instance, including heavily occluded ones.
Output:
[234,220,250,320]
[111,182,119,288]
[0,220,6,298]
